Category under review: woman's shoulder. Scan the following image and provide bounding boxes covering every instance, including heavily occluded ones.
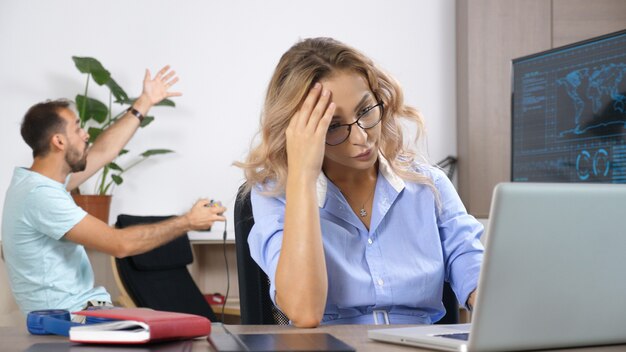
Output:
[250,181,287,203]
[410,162,448,183]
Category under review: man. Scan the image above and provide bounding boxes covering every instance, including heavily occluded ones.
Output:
[1,66,226,317]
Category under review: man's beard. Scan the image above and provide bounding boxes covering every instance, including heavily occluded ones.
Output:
[66,144,88,173]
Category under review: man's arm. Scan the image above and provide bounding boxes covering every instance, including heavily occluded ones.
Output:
[65,199,226,258]
[67,66,181,191]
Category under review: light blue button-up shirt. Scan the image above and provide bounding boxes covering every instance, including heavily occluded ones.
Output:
[248,157,484,324]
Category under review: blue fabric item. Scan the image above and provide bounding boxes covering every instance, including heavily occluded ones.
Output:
[2,167,110,315]
[248,157,484,325]
[26,309,76,336]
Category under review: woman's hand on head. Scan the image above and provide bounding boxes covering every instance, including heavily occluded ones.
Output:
[285,82,335,180]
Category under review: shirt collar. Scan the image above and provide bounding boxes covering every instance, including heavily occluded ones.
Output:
[316,152,405,208]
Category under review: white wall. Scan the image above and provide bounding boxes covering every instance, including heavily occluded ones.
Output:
[0,0,456,238]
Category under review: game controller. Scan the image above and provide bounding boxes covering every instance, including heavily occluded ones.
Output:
[206,199,224,215]
[210,200,228,240]
[207,199,222,207]
[202,200,224,232]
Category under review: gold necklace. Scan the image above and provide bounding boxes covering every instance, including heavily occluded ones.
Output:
[342,186,376,218]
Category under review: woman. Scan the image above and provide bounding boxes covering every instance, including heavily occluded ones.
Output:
[236,37,483,327]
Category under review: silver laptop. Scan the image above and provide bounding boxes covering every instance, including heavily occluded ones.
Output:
[369,182,626,351]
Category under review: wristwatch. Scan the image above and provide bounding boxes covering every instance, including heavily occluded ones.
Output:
[127,107,144,122]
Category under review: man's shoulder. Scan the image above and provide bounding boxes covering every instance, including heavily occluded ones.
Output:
[4,168,84,239]
[9,182,68,210]
[8,168,65,194]
[4,169,63,221]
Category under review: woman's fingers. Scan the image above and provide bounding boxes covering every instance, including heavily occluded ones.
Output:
[306,88,332,132]
[316,102,335,137]
[295,82,322,130]
[287,81,334,153]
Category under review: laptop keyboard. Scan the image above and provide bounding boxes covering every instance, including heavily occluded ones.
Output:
[434,333,470,341]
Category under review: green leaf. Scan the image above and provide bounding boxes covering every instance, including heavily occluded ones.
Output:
[141,149,174,157]
[140,116,154,128]
[105,77,129,103]
[102,182,113,195]
[118,149,129,156]
[98,166,110,194]
[76,95,108,123]
[87,127,103,143]
[156,98,176,107]
[111,174,123,185]
[108,162,123,171]
[72,56,110,85]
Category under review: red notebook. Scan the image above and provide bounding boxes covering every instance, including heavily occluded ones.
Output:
[69,308,211,344]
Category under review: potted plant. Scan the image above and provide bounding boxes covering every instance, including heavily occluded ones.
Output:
[70,56,174,223]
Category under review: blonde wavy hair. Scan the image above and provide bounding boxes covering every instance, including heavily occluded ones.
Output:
[236,37,434,196]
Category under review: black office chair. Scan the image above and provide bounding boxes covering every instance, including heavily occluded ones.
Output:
[113,214,218,322]
[234,185,459,325]
[438,282,459,324]
[234,186,289,325]
[435,155,460,324]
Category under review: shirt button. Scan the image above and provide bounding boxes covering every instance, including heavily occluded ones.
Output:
[368,238,373,245]
[377,278,384,286]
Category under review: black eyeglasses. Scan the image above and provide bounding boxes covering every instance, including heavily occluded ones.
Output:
[325,102,384,146]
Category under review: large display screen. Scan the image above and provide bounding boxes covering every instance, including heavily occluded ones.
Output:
[511,29,626,183]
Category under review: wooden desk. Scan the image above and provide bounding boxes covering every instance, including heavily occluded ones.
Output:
[4,324,626,352]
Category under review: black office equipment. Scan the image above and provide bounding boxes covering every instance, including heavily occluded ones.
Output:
[114,214,218,322]
[209,328,355,352]
[511,29,626,183]
[234,184,459,325]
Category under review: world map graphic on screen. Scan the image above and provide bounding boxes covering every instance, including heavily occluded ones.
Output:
[512,30,626,183]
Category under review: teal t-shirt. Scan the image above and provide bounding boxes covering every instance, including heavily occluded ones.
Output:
[1,167,110,314]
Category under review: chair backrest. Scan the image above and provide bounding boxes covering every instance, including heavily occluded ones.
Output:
[438,282,459,324]
[434,156,460,324]
[234,185,458,325]
[110,255,136,309]
[234,186,289,325]
[114,214,218,322]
